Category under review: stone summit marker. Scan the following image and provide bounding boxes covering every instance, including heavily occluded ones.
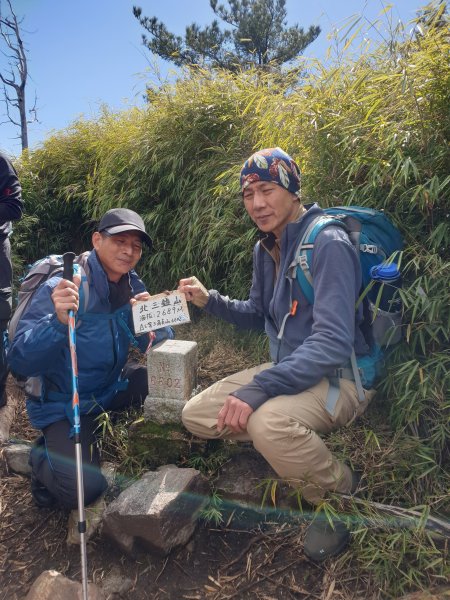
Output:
[134,290,198,424]
[144,339,198,424]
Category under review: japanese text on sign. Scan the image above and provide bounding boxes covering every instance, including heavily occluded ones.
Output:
[132,292,190,334]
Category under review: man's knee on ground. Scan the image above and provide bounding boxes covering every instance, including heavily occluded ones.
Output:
[126,363,148,398]
[56,468,107,510]
[83,468,107,506]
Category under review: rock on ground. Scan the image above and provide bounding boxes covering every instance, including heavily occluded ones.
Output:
[102,465,209,556]
[0,387,20,443]
[2,441,32,475]
[23,569,103,600]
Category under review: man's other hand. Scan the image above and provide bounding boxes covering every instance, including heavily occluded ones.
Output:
[217,395,254,433]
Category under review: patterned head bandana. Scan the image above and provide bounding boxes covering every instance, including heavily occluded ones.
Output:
[240,147,301,197]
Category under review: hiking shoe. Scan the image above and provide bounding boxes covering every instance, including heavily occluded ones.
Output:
[31,474,56,508]
[304,517,350,562]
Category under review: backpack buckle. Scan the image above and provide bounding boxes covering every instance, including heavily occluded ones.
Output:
[360,244,378,254]
[298,254,309,271]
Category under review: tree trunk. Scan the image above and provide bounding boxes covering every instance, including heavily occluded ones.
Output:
[19,85,28,150]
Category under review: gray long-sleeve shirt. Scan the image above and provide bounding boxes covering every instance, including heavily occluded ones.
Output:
[204,203,369,410]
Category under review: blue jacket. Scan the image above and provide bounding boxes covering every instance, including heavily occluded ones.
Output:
[8,250,173,429]
[204,203,370,410]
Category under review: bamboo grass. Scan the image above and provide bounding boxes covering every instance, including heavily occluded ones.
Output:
[12,5,449,595]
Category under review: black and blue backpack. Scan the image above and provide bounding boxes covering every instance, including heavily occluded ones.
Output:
[291,205,403,396]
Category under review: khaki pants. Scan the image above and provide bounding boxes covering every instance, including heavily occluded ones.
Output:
[182,363,376,504]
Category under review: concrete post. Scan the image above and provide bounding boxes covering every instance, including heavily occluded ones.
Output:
[144,339,198,424]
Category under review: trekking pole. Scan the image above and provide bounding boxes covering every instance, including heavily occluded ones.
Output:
[63,252,89,600]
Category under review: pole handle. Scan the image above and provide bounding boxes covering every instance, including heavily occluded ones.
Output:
[63,252,76,283]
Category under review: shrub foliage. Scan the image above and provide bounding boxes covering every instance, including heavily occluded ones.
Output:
[12,5,449,595]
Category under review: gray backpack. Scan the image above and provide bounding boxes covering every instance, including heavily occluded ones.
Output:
[8,252,90,395]
[9,251,91,344]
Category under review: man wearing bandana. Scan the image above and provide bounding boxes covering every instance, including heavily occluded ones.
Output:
[178,147,376,561]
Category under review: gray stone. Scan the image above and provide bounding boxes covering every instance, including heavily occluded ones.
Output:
[143,396,185,425]
[100,566,134,597]
[23,570,103,600]
[3,442,32,475]
[102,465,209,556]
[0,386,20,443]
[147,339,197,402]
[66,497,107,545]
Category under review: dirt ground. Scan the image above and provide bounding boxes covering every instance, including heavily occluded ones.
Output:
[0,357,446,600]
[0,356,341,600]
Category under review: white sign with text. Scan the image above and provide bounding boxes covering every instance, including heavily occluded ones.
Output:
[132,292,190,334]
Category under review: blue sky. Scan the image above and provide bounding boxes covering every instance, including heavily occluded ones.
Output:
[1,0,420,157]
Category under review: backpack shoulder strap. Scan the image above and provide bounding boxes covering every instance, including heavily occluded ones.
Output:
[293,216,345,304]
[294,217,366,402]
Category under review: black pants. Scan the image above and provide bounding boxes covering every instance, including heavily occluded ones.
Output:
[29,361,148,509]
[0,236,12,407]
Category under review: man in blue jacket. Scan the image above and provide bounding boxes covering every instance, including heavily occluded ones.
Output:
[179,148,376,562]
[0,151,23,408]
[8,208,173,509]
